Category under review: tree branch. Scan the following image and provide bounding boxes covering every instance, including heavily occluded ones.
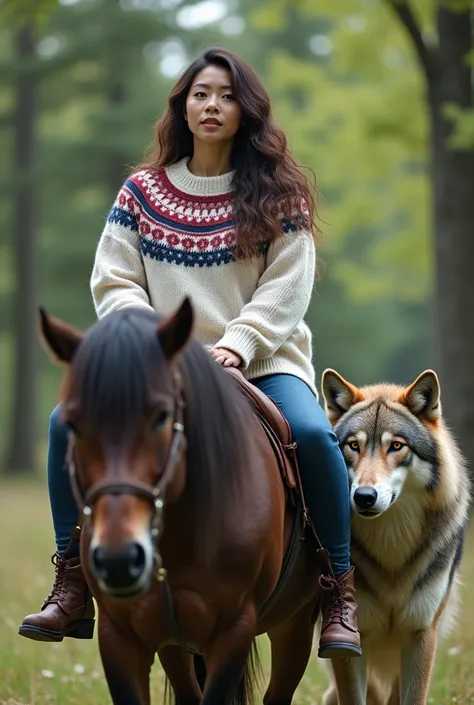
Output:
[388,1,437,86]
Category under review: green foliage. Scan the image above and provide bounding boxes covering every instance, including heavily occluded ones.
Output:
[444,103,474,149]
[243,1,431,301]
[238,0,437,384]
[250,0,288,31]
[439,0,474,10]
[0,0,59,26]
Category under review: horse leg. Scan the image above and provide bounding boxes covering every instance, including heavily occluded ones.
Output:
[200,606,257,705]
[98,610,155,705]
[158,646,202,705]
[263,601,316,705]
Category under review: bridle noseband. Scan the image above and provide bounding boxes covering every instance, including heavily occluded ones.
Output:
[67,370,187,581]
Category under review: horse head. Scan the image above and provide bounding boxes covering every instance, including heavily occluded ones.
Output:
[39,299,194,597]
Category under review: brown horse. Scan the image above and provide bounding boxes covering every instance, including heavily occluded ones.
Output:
[39,299,348,705]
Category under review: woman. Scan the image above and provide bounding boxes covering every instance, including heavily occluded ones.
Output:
[20,47,360,658]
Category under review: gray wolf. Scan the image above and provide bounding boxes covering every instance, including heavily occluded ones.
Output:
[319,368,470,705]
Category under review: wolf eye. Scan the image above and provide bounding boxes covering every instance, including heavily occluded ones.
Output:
[389,440,404,452]
[348,440,360,452]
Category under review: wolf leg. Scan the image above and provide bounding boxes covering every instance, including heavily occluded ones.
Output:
[400,626,438,705]
[326,651,367,705]
[385,677,400,705]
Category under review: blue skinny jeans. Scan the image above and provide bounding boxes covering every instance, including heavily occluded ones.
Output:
[47,373,351,575]
[252,374,351,576]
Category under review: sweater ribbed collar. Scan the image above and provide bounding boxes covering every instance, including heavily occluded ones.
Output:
[165,157,234,197]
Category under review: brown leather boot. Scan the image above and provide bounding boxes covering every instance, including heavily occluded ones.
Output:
[19,528,95,642]
[318,566,361,658]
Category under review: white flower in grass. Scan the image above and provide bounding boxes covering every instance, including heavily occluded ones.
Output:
[73,663,85,674]
[41,669,54,678]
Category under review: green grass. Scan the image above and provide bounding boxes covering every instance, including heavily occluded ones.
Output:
[0,482,473,704]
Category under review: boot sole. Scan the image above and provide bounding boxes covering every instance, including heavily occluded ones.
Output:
[318,642,362,659]
[18,619,95,642]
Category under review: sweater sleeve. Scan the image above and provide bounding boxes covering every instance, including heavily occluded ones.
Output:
[90,182,154,319]
[215,228,316,368]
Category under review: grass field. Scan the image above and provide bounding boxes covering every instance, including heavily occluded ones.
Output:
[0,481,473,704]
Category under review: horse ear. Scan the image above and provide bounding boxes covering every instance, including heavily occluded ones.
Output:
[157,297,194,360]
[39,308,84,363]
[399,370,441,423]
[321,369,363,425]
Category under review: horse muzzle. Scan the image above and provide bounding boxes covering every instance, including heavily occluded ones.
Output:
[89,538,154,597]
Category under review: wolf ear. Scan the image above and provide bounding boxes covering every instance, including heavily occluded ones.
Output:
[321,369,363,425]
[401,370,441,423]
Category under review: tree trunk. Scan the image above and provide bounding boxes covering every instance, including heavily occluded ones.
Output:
[390,2,474,475]
[430,9,474,472]
[4,25,38,474]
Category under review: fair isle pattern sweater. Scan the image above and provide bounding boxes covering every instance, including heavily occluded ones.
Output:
[90,157,317,394]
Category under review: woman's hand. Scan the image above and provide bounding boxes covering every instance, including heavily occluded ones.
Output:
[210,347,242,368]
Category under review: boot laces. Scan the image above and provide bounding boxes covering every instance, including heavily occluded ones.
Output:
[319,574,349,622]
[43,553,69,605]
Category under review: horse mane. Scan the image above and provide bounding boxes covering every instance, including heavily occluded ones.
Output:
[66,307,260,561]
[179,335,262,559]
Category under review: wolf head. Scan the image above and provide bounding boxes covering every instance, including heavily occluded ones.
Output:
[322,369,442,519]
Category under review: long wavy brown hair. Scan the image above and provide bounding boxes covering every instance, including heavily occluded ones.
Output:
[134,47,319,258]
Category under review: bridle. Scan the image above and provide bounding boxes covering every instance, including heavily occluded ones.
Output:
[66,368,204,654]
[67,370,187,581]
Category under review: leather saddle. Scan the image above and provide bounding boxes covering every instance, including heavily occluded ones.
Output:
[226,369,321,621]
[226,368,307,506]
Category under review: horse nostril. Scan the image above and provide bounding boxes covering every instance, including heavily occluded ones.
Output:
[91,546,108,579]
[128,542,146,579]
[353,486,378,509]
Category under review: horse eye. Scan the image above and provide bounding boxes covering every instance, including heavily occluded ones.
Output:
[66,420,79,436]
[152,410,170,430]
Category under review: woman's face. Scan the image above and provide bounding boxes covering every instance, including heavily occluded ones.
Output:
[185,64,242,145]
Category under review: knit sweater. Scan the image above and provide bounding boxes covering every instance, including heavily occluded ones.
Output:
[90,157,317,394]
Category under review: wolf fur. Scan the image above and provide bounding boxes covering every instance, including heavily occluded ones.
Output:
[320,369,471,705]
